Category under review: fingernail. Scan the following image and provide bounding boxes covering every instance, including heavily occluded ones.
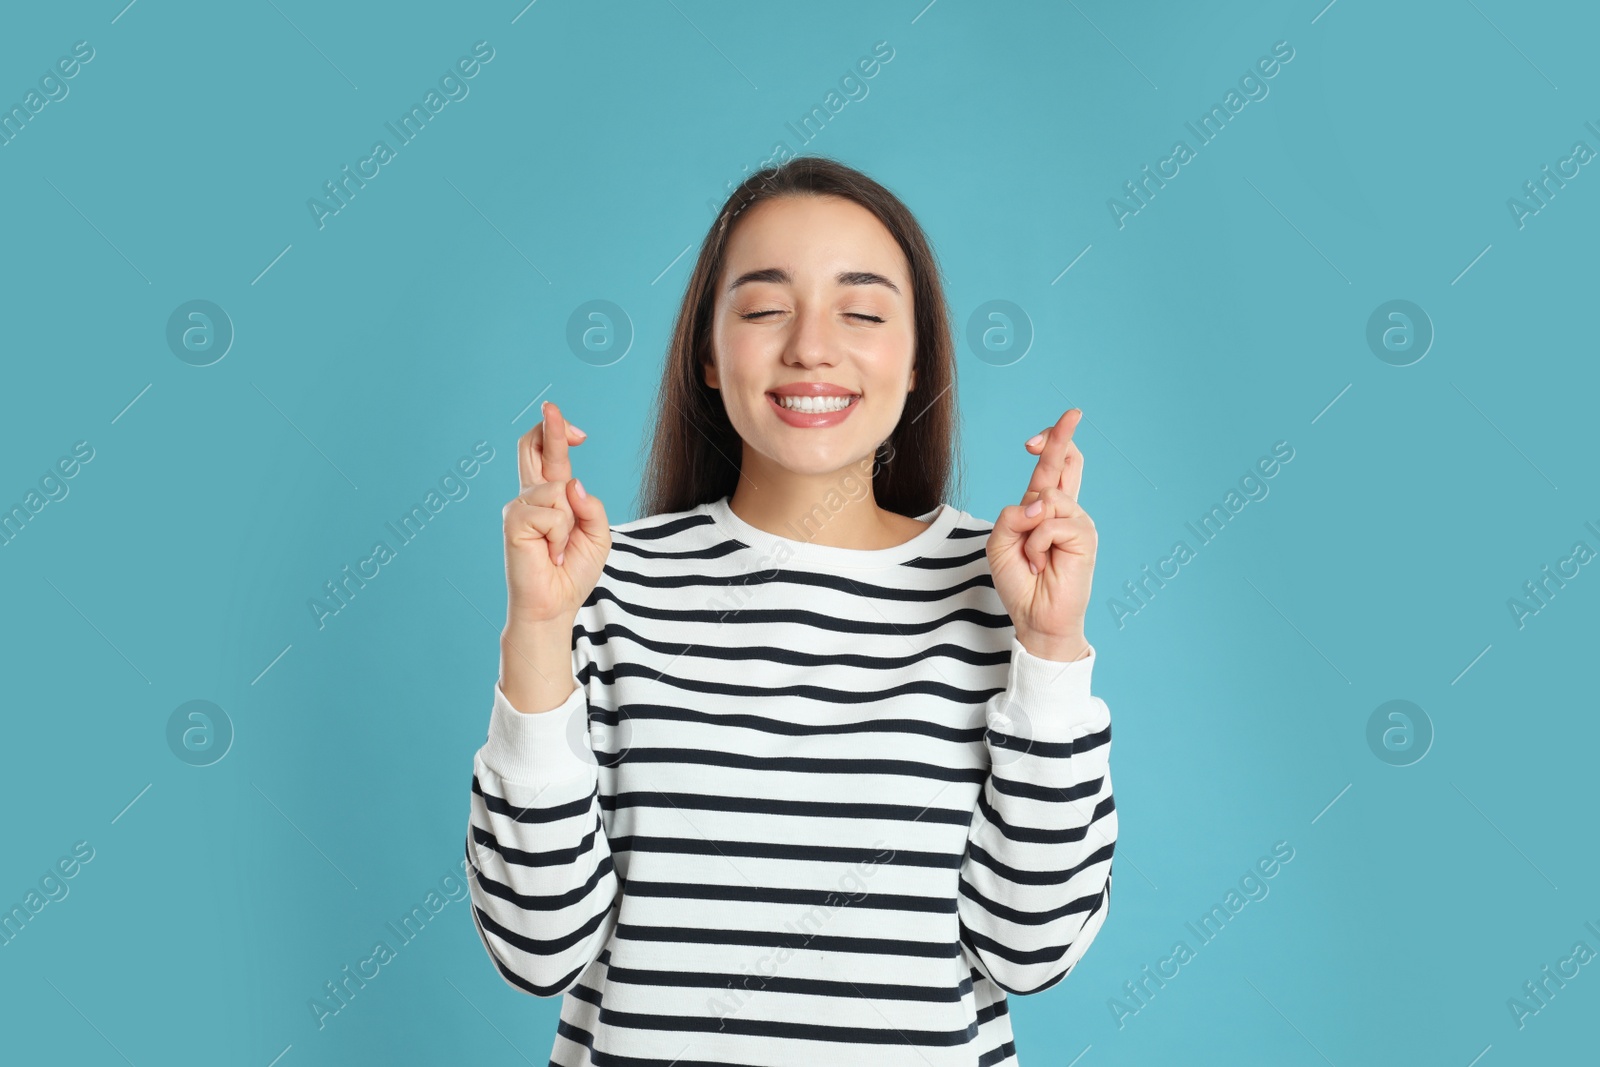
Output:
[1029,560,1039,575]
[570,422,587,438]
[1025,499,1043,517]
[554,551,565,566]
[573,478,587,499]
[1026,433,1045,448]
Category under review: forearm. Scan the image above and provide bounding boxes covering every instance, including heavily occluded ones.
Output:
[958,636,1115,993]
[498,617,579,714]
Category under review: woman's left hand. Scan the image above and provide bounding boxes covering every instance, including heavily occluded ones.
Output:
[985,408,1097,662]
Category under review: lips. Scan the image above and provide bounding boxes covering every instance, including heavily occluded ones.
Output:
[766,390,861,427]
[767,383,859,397]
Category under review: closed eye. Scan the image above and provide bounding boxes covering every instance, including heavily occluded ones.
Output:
[738,310,884,322]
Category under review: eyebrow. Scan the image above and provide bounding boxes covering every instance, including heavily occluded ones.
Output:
[726,267,901,295]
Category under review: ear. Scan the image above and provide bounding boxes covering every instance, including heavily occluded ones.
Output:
[703,358,720,390]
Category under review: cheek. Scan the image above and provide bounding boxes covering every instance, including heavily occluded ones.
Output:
[715,345,767,399]
[861,331,916,388]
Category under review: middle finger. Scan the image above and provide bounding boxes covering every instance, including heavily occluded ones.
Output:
[1023,409,1082,503]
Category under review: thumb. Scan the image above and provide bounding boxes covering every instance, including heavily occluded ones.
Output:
[568,478,608,540]
[989,502,1038,557]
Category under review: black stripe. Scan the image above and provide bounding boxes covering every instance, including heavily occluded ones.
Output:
[474,897,611,956]
[974,789,1115,845]
[592,1004,978,1046]
[580,666,1006,712]
[963,839,1115,886]
[612,835,961,869]
[612,512,718,542]
[471,856,615,912]
[958,877,1103,925]
[904,544,990,570]
[591,699,986,745]
[581,587,1011,636]
[470,817,604,868]
[609,536,746,561]
[615,922,961,960]
[578,618,1012,674]
[595,746,989,784]
[597,963,972,1002]
[595,561,999,603]
[472,773,596,823]
[621,878,956,914]
[989,721,1112,761]
[601,788,972,827]
[991,772,1112,804]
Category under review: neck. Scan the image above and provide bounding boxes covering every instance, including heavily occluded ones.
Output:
[727,454,919,551]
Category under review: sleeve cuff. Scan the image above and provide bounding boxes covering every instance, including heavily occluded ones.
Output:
[481,680,597,786]
[998,635,1109,743]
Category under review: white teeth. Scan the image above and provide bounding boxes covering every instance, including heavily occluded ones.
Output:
[774,394,856,413]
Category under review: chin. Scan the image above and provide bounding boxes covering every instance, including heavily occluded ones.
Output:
[776,444,879,477]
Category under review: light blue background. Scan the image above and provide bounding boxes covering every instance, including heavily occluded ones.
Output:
[2,1,1595,1064]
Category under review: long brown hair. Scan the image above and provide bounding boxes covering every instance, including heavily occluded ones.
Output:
[636,155,963,520]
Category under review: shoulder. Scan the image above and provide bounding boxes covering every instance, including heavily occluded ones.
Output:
[610,503,712,539]
[944,503,993,537]
[939,503,995,555]
[605,501,724,564]
[898,502,994,578]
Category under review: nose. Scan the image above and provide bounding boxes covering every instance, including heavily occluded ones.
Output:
[782,302,840,370]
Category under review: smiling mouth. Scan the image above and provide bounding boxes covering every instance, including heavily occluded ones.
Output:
[767,393,860,413]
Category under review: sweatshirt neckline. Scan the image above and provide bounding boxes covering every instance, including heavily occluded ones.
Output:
[705,494,961,570]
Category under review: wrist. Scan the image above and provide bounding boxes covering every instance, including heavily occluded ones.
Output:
[503,614,575,643]
[1016,629,1090,662]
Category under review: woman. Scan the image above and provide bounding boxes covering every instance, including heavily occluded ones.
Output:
[466,156,1115,1066]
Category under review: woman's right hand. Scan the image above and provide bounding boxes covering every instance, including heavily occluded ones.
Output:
[502,400,611,627]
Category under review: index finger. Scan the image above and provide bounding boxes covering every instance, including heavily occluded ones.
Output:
[1023,408,1083,504]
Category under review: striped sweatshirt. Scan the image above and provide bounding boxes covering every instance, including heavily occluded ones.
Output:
[465,494,1116,1066]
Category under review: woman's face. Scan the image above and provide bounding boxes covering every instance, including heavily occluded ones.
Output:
[705,194,916,481]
